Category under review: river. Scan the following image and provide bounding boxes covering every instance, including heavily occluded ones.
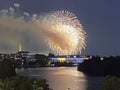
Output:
[16,67,104,90]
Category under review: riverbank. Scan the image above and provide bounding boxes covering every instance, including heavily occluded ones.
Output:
[0,59,51,90]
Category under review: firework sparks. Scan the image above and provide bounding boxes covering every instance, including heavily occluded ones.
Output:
[0,3,86,54]
[37,10,86,55]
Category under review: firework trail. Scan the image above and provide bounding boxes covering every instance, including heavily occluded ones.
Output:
[0,3,86,54]
[36,10,86,55]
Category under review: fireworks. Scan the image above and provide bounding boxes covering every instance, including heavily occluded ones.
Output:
[38,10,86,55]
[0,3,86,54]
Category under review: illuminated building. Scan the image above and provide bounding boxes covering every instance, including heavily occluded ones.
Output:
[50,55,83,63]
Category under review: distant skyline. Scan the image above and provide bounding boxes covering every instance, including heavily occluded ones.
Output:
[0,0,120,56]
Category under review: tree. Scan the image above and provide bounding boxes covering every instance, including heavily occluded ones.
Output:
[0,59,16,79]
[35,54,48,66]
[100,76,120,90]
[0,76,52,90]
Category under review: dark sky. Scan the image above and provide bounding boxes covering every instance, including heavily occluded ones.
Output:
[0,0,120,56]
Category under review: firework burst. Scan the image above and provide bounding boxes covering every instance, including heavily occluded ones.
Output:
[38,10,86,55]
[0,3,86,54]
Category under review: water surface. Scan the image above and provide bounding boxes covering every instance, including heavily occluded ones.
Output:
[16,67,103,90]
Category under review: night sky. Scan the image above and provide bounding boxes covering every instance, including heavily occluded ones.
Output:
[0,0,120,56]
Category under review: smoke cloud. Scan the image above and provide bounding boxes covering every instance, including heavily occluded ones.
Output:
[0,3,86,55]
[0,3,51,53]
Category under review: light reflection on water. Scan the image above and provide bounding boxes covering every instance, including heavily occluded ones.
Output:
[16,67,103,90]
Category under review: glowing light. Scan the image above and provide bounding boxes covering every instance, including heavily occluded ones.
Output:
[51,58,58,61]
[0,3,86,54]
[39,10,86,55]
[58,58,65,62]
[101,57,104,61]
[18,44,22,51]
[77,58,83,63]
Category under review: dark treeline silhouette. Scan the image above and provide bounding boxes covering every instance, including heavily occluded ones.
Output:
[0,58,16,79]
[78,56,120,77]
[14,54,49,68]
[0,54,52,90]
[0,59,52,90]
[35,54,49,67]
